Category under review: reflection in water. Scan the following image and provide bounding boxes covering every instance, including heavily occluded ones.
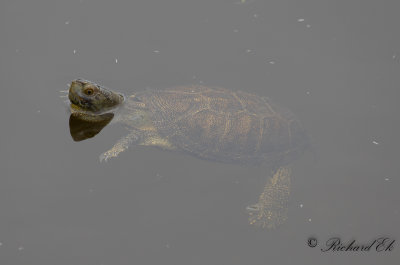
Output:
[69,113,114,141]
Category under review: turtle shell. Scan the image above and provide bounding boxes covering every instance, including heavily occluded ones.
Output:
[138,86,308,165]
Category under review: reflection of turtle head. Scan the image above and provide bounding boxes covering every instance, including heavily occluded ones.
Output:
[69,79,124,113]
[69,113,114,141]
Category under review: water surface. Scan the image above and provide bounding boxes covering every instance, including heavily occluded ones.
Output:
[1,0,399,264]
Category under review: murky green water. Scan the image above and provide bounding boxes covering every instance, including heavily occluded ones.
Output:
[1,0,399,264]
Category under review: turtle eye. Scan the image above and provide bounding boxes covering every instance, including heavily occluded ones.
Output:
[84,88,94,96]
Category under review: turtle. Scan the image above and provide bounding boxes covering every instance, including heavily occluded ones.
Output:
[67,79,310,228]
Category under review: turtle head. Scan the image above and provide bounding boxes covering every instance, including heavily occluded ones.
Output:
[69,79,124,113]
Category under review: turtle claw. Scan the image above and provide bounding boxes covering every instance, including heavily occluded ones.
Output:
[99,153,108,162]
[246,203,261,212]
[246,204,287,229]
[99,150,118,162]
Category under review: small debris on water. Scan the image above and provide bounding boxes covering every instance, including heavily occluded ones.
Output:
[233,29,239,33]
[306,91,310,95]
[393,54,397,60]
[297,18,305,22]
[269,61,276,64]
[18,246,24,251]
[65,21,70,25]
[253,14,258,18]
[308,218,312,222]
[372,140,379,145]
[0,242,3,247]
[115,58,118,63]
[153,173,164,183]
[306,24,311,28]
[153,50,160,53]
[384,177,389,181]
[37,110,41,113]
[246,49,252,53]
[300,204,303,208]
[73,49,77,54]
[236,0,255,4]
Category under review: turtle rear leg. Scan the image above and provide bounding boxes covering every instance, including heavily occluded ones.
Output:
[99,131,140,162]
[246,167,291,229]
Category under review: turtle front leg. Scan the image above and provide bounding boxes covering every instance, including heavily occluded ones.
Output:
[99,131,141,162]
[246,167,291,229]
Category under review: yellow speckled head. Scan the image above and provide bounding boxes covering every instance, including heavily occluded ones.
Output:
[69,79,124,113]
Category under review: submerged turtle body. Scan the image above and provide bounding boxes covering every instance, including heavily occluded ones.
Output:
[128,86,308,165]
[68,79,309,228]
